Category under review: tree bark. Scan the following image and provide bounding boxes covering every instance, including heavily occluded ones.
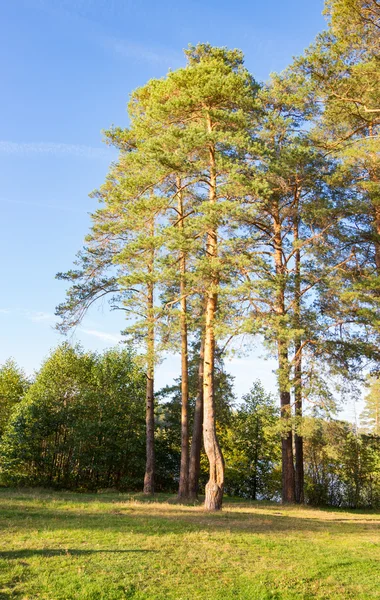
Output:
[274,206,295,504]
[294,347,304,504]
[177,179,190,500]
[203,290,224,510]
[203,117,224,511]
[143,298,155,494]
[293,192,304,504]
[143,222,155,495]
[279,353,296,504]
[374,203,380,273]
[188,335,205,499]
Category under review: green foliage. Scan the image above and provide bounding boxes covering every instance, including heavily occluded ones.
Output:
[0,344,146,490]
[48,15,380,507]
[1,344,380,507]
[57,42,261,349]
[289,0,380,374]
[223,381,281,500]
[304,417,380,507]
[0,359,29,439]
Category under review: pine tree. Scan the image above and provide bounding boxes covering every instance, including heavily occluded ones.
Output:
[239,79,340,502]
[292,0,380,354]
[167,44,260,510]
[115,43,261,509]
[57,149,168,495]
[57,44,261,509]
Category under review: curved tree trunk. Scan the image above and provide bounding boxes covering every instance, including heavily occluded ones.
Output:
[203,290,224,511]
[203,122,224,511]
[188,335,205,500]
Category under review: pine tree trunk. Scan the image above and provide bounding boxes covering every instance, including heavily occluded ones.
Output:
[370,124,380,274]
[375,209,380,273]
[143,365,155,494]
[252,419,259,500]
[143,229,155,495]
[293,196,304,504]
[203,119,224,511]
[280,380,295,503]
[294,348,304,504]
[203,290,224,511]
[143,307,155,494]
[177,180,190,500]
[274,208,295,504]
[188,335,205,500]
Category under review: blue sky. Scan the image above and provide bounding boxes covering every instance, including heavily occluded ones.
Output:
[1,0,361,420]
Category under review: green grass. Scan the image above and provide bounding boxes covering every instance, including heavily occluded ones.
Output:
[0,489,379,599]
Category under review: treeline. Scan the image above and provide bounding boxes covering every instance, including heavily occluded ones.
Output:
[54,0,379,509]
[0,346,379,508]
[25,0,380,509]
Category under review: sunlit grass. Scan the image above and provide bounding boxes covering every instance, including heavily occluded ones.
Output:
[0,488,379,599]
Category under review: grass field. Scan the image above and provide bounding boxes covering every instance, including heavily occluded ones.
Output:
[0,489,379,599]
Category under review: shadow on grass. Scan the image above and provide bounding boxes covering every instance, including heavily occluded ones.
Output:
[0,490,379,540]
[0,506,379,539]
[0,548,155,560]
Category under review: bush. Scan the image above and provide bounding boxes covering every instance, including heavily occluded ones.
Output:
[0,344,146,490]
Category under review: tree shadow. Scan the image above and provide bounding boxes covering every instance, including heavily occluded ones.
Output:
[1,491,379,540]
[1,504,378,538]
[0,548,156,560]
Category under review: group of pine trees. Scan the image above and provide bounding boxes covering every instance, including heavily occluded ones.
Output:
[0,350,379,508]
[54,0,379,510]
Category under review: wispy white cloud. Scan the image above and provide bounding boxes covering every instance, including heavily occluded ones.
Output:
[0,141,111,160]
[29,311,56,323]
[80,328,122,343]
[1,309,121,344]
[0,308,56,324]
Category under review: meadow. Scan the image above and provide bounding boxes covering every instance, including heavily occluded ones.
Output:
[0,489,379,599]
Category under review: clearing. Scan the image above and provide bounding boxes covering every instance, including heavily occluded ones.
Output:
[0,489,379,599]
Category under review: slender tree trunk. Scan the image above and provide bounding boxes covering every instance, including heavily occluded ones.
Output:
[143,222,155,495]
[143,350,155,494]
[370,145,380,437]
[293,190,304,504]
[252,419,259,500]
[279,346,296,504]
[203,119,224,511]
[177,179,190,500]
[368,125,380,272]
[294,346,304,503]
[373,199,380,273]
[274,206,295,504]
[188,335,205,499]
